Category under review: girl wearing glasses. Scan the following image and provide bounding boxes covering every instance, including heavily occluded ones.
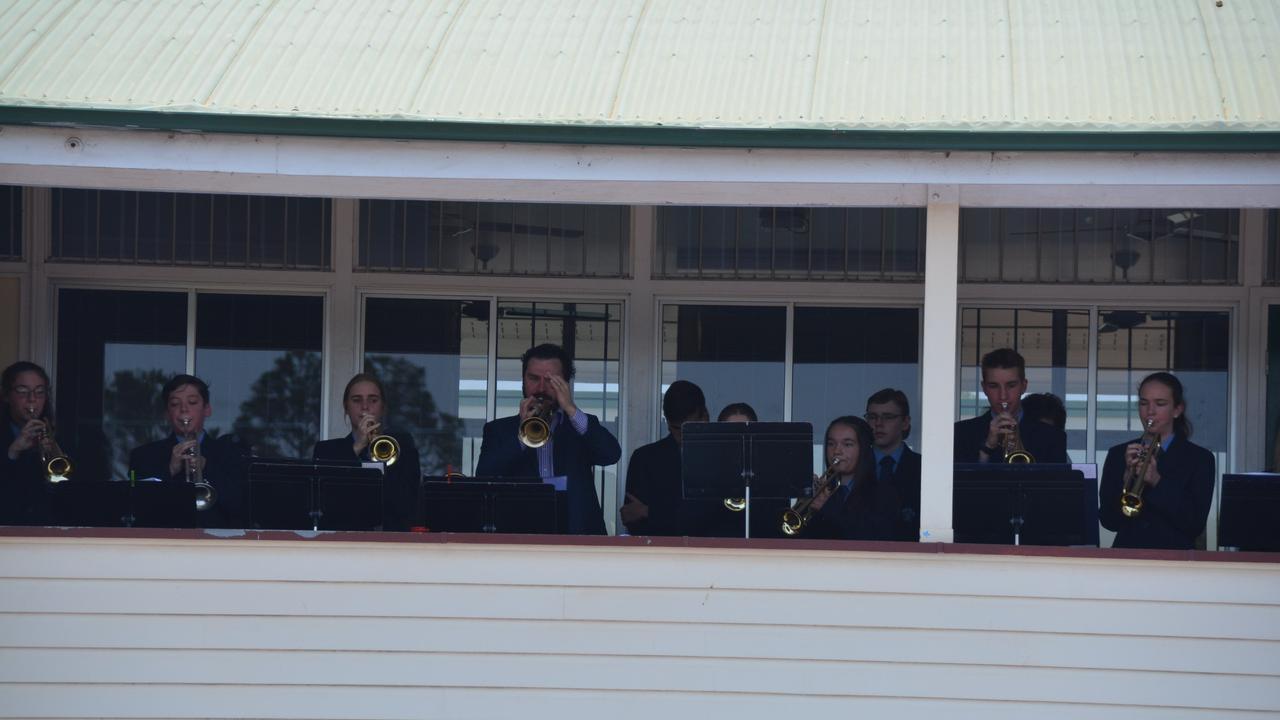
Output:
[2,361,63,523]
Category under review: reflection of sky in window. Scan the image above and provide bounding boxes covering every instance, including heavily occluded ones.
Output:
[103,343,186,388]
[196,348,313,434]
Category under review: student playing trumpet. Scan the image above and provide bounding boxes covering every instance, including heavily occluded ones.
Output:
[313,373,421,531]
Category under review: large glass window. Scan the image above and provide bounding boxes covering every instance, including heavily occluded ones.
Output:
[1096,310,1230,463]
[960,308,1090,461]
[656,207,925,280]
[660,305,787,424]
[51,189,331,269]
[0,185,20,260]
[359,200,629,277]
[1268,305,1280,470]
[1267,210,1280,285]
[961,208,1240,284]
[793,305,920,441]
[196,294,324,458]
[363,297,489,475]
[55,289,188,480]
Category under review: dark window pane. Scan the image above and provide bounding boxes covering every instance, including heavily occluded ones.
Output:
[364,298,489,475]
[359,200,628,277]
[792,307,920,456]
[196,294,324,458]
[657,206,924,280]
[56,289,188,481]
[662,305,786,422]
[0,186,20,259]
[51,189,329,269]
[961,208,1240,285]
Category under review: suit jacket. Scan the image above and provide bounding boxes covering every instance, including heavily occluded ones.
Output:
[313,431,421,531]
[129,434,249,529]
[885,446,922,542]
[1099,434,1215,550]
[475,410,620,535]
[953,411,1069,464]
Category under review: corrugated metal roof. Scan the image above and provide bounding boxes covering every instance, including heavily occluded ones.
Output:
[0,0,1277,139]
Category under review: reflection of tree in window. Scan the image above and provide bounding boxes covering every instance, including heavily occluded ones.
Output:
[232,350,321,458]
[365,355,465,474]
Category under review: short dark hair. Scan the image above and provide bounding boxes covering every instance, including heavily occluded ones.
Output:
[521,343,575,381]
[1021,392,1067,433]
[981,348,1026,381]
[162,374,210,406]
[663,380,707,426]
[1,361,53,422]
[717,402,758,422]
[866,388,910,416]
[865,388,911,440]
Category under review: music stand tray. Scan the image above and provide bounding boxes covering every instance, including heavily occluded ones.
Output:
[953,464,1097,547]
[421,476,557,534]
[47,481,197,528]
[681,422,813,500]
[249,459,384,531]
[1219,473,1280,551]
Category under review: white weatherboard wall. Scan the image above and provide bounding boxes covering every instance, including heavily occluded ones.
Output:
[0,535,1278,719]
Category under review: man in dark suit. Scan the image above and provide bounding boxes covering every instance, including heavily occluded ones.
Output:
[475,344,621,535]
[953,348,1069,464]
[865,388,922,542]
[129,374,248,529]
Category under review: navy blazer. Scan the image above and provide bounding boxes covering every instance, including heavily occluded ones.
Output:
[313,431,421,531]
[954,411,1069,464]
[1099,434,1215,550]
[805,472,902,542]
[475,411,620,535]
[885,446,922,542]
[1,420,53,525]
[129,434,249,529]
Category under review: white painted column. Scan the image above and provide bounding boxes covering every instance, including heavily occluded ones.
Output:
[325,199,358,439]
[919,185,960,543]
[619,207,657,532]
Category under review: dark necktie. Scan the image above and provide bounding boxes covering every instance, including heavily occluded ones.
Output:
[879,455,895,485]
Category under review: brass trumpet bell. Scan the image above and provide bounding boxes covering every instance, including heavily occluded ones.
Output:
[370,434,400,466]
[780,457,843,536]
[518,396,553,449]
[46,455,72,484]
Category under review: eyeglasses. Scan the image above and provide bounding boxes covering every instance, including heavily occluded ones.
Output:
[863,412,903,423]
[12,386,47,399]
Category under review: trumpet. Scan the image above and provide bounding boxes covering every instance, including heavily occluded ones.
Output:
[28,406,72,484]
[364,415,400,466]
[781,456,843,537]
[1120,417,1161,518]
[998,402,1034,464]
[180,417,216,512]
[518,395,553,449]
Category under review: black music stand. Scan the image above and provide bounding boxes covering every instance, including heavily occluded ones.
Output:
[1219,473,1280,551]
[421,476,557,534]
[681,422,813,538]
[46,480,197,528]
[953,464,1097,547]
[248,459,384,531]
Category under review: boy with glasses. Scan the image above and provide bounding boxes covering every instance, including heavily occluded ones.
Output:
[865,388,921,541]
